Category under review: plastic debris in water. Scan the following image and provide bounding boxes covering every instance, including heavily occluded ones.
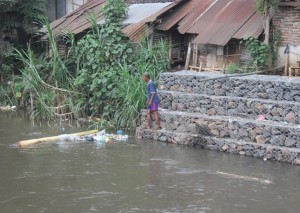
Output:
[0,105,17,112]
[58,129,128,143]
[115,135,129,141]
[94,135,106,143]
[117,130,123,135]
[97,129,106,136]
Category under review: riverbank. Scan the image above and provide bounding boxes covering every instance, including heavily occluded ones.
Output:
[137,71,300,165]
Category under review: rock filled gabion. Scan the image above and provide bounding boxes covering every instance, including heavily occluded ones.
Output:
[136,71,300,165]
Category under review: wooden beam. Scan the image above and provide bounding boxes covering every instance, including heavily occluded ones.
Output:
[185,42,192,70]
[284,53,289,76]
[168,31,172,62]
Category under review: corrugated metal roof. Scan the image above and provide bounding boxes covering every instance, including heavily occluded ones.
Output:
[177,0,217,34]
[46,0,106,37]
[46,0,264,45]
[233,12,264,40]
[120,1,181,42]
[156,0,264,45]
[46,0,176,42]
[157,0,199,31]
[192,0,258,45]
[124,3,172,24]
[122,22,152,42]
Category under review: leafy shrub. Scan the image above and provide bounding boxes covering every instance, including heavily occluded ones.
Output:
[244,38,269,70]
[226,63,240,74]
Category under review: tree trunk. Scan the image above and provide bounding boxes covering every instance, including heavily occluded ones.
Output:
[264,0,272,68]
[264,0,270,45]
[264,15,270,45]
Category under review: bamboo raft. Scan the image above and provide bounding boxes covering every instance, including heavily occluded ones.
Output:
[18,130,98,148]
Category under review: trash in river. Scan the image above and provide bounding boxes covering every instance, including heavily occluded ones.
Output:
[98,129,106,136]
[59,129,128,144]
[117,130,123,135]
[0,105,17,112]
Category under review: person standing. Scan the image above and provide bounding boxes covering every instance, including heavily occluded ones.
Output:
[143,73,161,130]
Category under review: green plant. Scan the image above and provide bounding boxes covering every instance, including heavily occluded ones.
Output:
[74,1,133,116]
[244,38,269,70]
[255,0,278,45]
[226,63,240,74]
[9,0,169,129]
[113,39,169,129]
[0,0,47,82]
[14,21,80,120]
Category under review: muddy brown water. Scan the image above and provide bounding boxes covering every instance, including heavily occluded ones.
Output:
[1,112,300,213]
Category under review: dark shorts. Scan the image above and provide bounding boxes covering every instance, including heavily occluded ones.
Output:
[147,103,159,111]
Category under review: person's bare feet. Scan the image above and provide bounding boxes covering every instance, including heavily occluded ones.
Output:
[146,125,151,129]
[154,126,162,130]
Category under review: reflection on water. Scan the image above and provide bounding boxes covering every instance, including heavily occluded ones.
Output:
[1,112,300,213]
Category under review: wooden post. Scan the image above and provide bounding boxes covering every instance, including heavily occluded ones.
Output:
[289,67,293,77]
[284,53,289,76]
[192,44,198,68]
[168,31,172,63]
[199,62,203,72]
[185,42,192,70]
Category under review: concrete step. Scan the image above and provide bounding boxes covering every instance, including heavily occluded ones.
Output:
[136,128,300,165]
[159,71,300,102]
[140,110,300,149]
[159,90,300,124]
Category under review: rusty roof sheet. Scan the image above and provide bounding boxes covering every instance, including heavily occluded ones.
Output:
[192,0,258,45]
[177,0,217,34]
[122,22,153,42]
[157,0,199,31]
[47,0,264,45]
[156,0,264,45]
[47,0,106,37]
[45,0,178,42]
[233,12,264,40]
[120,1,181,42]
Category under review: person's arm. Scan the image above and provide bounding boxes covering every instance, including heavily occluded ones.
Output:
[148,93,155,106]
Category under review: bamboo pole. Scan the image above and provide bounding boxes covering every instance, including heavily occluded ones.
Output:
[18,130,99,148]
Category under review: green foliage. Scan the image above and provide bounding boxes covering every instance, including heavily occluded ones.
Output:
[244,38,269,70]
[114,39,169,128]
[255,0,278,14]
[14,22,78,120]
[226,63,240,74]
[5,0,169,129]
[0,0,48,82]
[74,1,132,116]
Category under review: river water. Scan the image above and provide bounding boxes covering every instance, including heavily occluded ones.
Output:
[0,112,300,213]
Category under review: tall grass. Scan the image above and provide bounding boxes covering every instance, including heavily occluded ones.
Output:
[12,20,169,128]
[14,23,80,120]
[113,39,169,129]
